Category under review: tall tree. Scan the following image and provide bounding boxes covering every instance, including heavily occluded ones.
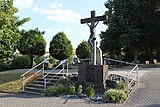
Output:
[100,0,160,63]
[49,32,73,60]
[18,28,46,67]
[0,0,30,61]
[76,40,91,59]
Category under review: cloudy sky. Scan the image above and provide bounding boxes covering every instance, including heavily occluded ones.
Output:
[14,0,107,49]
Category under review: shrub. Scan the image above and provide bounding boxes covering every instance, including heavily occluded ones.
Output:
[69,84,75,94]
[115,81,128,91]
[57,77,70,86]
[45,84,67,96]
[11,55,31,69]
[0,63,11,71]
[77,85,83,95]
[86,86,95,98]
[34,56,44,65]
[102,89,128,104]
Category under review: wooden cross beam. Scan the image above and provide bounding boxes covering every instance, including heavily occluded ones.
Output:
[80,10,107,24]
[80,10,107,65]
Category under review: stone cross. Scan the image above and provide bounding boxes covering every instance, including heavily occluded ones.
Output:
[80,10,107,65]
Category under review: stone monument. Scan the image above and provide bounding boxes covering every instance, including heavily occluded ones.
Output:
[78,10,108,93]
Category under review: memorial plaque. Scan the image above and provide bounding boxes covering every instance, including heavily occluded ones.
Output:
[86,65,94,82]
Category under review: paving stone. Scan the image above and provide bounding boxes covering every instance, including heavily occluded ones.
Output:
[125,69,160,107]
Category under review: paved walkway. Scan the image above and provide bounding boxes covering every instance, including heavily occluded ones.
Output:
[0,68,160,107]
[125,68,160,107]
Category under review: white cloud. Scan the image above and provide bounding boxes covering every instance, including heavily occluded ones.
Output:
[32,3,81,23]
[14,0,33,9]
[46,1,62,8]
[45,9,81,22]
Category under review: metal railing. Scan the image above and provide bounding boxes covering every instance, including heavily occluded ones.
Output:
[43,59,68,90]
[127,64,139,93]
[21,58,48,91]
[103,58,137,66]
[104,58,139,93]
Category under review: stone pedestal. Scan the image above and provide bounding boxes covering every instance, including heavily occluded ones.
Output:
[78,64,108,93]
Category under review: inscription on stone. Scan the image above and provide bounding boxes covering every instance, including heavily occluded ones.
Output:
[86,66,94,82]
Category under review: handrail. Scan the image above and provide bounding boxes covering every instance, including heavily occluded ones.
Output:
[127,64,138,94]
[21,58,48,91]
[104,58,137,65]
[43,59,66,78]
[43,59,67,90]
[104,58,139,94]
[21,58,47,77]
[46,69,63,84]
[23,68,43,83]
[128,65,138,76]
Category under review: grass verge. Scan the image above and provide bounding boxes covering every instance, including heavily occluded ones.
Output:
[0,71,38,93]
[0,72,23,93]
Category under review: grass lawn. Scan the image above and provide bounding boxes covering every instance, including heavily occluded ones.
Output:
[0,71,37,93]
[0,71,24,93]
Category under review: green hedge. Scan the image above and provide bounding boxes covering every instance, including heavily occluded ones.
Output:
[11,55,31,69]
[102,89,128,104]
[45,84,67,96]
[0,63,11,71]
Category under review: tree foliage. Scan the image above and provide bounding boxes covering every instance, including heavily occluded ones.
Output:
[76,40,91,59]
[49,32,73,60]
[0,0,30,60]
[17,28,46,66]
[100,0,160,63]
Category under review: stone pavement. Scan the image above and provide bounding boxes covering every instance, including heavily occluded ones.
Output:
[0,68,160,107]
[0,93,123,107]
[125,68,160,107]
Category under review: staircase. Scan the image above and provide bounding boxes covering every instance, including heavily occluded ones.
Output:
[23,73,67,95]
[21,59,68,95]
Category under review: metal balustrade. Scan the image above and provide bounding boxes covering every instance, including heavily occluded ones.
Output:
[21,58,48,91]
[103,58,139,93]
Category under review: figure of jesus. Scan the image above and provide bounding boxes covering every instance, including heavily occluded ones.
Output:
[88,24,94,47]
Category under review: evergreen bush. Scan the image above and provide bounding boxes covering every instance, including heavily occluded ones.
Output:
[69,84,75,94]
[45,84,67,96]
[102,89,127,104]
[11,55,31,69]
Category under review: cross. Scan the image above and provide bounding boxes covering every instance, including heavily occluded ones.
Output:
[80,10,107,65]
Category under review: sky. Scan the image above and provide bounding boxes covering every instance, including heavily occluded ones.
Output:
[14,0,107,50]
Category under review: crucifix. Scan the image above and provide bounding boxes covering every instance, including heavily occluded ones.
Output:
[80,10,107,65]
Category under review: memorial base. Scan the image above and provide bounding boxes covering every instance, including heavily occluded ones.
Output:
[78,64,108,93]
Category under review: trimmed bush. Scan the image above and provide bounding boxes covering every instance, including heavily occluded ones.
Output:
[86,86,95,98]
[69,84,75,94]
[102,89,128,104]
[115,81,128,91]
[77,85,83,95]
[11,55,31,69]
[45,84,67,96]
[57,77,70,86]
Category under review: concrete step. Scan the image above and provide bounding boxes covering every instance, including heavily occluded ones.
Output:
[25,87,44,93]
[37,78,59,82]
[44,73,67,77]
[27,84,44,88]
[23,73,67,95]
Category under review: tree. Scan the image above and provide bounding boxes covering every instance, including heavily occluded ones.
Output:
[17,28,46,67]
[100,0,160,63]
[76,40,91,59]
[49,32,73,60]
[0,0,30,61]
